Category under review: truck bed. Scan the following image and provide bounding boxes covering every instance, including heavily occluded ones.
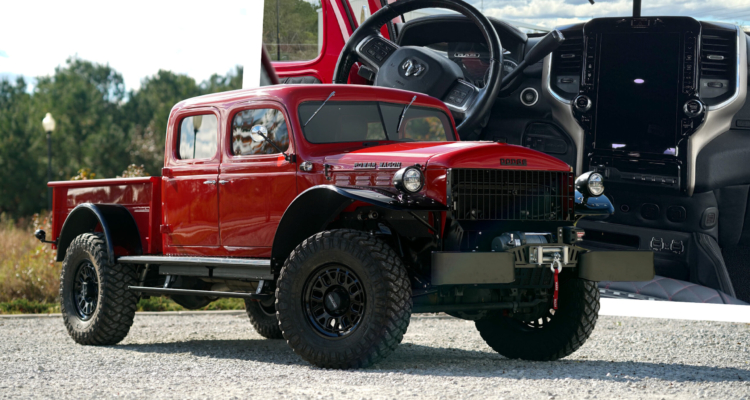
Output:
[49,177,162,254]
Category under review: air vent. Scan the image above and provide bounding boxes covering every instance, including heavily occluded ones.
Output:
[553,36,583,75]
[700,33,733,78]
[699,30,736,103]
[550,36,583,98]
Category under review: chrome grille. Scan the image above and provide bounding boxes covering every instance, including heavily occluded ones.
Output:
[450,169,574,221]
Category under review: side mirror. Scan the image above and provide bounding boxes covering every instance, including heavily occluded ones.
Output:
[34,229,56,244]
[250,125,294,162]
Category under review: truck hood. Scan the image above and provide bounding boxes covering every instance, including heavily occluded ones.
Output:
[323,141,571,172]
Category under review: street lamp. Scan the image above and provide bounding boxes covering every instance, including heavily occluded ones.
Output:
[42,113,55,211]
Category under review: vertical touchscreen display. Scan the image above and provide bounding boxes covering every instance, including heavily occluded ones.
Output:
[595,33,681,155]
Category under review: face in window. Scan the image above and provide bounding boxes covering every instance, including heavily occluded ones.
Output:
[232,108,289,156]
[178,114,218,160]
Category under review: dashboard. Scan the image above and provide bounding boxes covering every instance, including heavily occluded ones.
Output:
[423,41,518,88]
[395,14,750,297]
[397,14,749,196]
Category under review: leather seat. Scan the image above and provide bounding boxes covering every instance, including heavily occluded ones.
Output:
[598,275,747,305]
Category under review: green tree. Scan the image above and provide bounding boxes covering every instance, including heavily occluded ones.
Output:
[264,0,321,61]
[33,56,129,180]
[0,78,46,216]
[0,57,243,217]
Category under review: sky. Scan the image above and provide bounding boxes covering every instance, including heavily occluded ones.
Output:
[1,0,748,93]
[0,0,257,92]
[466,0,750,29]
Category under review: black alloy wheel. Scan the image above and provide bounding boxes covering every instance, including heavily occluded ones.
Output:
[475,277,599,361]
[244,297,283,339]
[60,232,138,345]
[303,265,366,338]
[276,229,412,369]
[73,261,99,320]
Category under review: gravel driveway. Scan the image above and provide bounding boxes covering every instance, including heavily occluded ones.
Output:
[0,312,748,399]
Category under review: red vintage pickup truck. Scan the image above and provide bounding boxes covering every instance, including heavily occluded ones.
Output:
[36,1,655,370]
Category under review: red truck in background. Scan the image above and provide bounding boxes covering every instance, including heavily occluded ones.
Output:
[36,0,655,370]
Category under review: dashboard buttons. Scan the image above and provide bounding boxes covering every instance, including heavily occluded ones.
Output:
[683,99,704,118]
[700,207,718,229]
[641,203,660,220]
[669,240,684,254]
[520,88,539,106]
[650,237,664,250]
[573,95,592,112]
[667,206,687,223]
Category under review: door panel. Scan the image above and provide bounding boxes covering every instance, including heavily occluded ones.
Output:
[219,160,296,248]
[162,165,219,247]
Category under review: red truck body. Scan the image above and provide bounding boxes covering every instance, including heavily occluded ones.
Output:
[49,84,570,262]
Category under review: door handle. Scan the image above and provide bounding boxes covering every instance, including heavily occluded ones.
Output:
[203,180,216,185]
[218,180,229,185]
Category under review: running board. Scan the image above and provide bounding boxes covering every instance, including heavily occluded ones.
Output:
[118,255,273,280]
[129,286,273,301]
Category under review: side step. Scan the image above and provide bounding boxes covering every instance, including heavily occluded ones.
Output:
[129,286,273,301]
[118,255,273,281]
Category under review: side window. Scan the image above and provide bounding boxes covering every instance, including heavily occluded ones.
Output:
[231,108,289,156]
[178,114,218,160]
[263,0,320,61]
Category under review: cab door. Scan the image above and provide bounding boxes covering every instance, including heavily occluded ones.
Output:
[218,103,297,252]
[162,109,221,250]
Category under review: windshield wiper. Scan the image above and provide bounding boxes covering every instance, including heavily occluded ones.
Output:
[304,91,335,127]
[396,95,417,133]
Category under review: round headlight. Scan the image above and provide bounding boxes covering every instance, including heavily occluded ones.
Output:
[588,173,604,196]
[575,171,605,198]
[394,166,424,194]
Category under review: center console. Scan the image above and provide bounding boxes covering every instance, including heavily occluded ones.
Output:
[572,17,706,194]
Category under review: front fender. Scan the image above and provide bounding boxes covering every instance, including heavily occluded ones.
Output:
[271,185,445,270]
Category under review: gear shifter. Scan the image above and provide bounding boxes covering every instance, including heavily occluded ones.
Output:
[500,29,565,87]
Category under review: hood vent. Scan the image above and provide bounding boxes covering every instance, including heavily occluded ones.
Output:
[699,30,736,103]
[550,35,583,99]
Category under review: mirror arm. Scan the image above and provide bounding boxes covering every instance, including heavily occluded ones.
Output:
[254,131,294,162]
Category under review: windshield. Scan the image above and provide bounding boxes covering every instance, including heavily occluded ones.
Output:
[391,1,750,33]
[298,101,454,144]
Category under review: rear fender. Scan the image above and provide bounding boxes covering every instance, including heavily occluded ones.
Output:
[55,204,143,265]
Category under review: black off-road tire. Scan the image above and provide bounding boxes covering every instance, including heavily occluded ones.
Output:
[60,233,138,345]
[244,298,283,339]
[276,229,412,369]
[475,278,599,361]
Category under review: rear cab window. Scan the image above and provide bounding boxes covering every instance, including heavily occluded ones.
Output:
[298,101,453,144]
[178,114,218,160]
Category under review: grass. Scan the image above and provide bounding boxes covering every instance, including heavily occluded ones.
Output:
[0,213,246,314]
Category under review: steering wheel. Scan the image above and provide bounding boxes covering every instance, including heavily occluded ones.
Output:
[332,0,503,137]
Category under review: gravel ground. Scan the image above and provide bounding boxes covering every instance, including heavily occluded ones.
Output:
[0,313,748,399]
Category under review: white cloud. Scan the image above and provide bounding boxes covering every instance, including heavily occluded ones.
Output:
[471,0,750,28]
[0,0,254,91]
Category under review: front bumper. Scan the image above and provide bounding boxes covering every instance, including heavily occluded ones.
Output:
[431,244,654,286]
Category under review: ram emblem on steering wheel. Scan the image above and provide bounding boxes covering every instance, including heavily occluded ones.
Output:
[401,59,425,77]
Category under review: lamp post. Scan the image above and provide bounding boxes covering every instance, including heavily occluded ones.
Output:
[42,113,55,211]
